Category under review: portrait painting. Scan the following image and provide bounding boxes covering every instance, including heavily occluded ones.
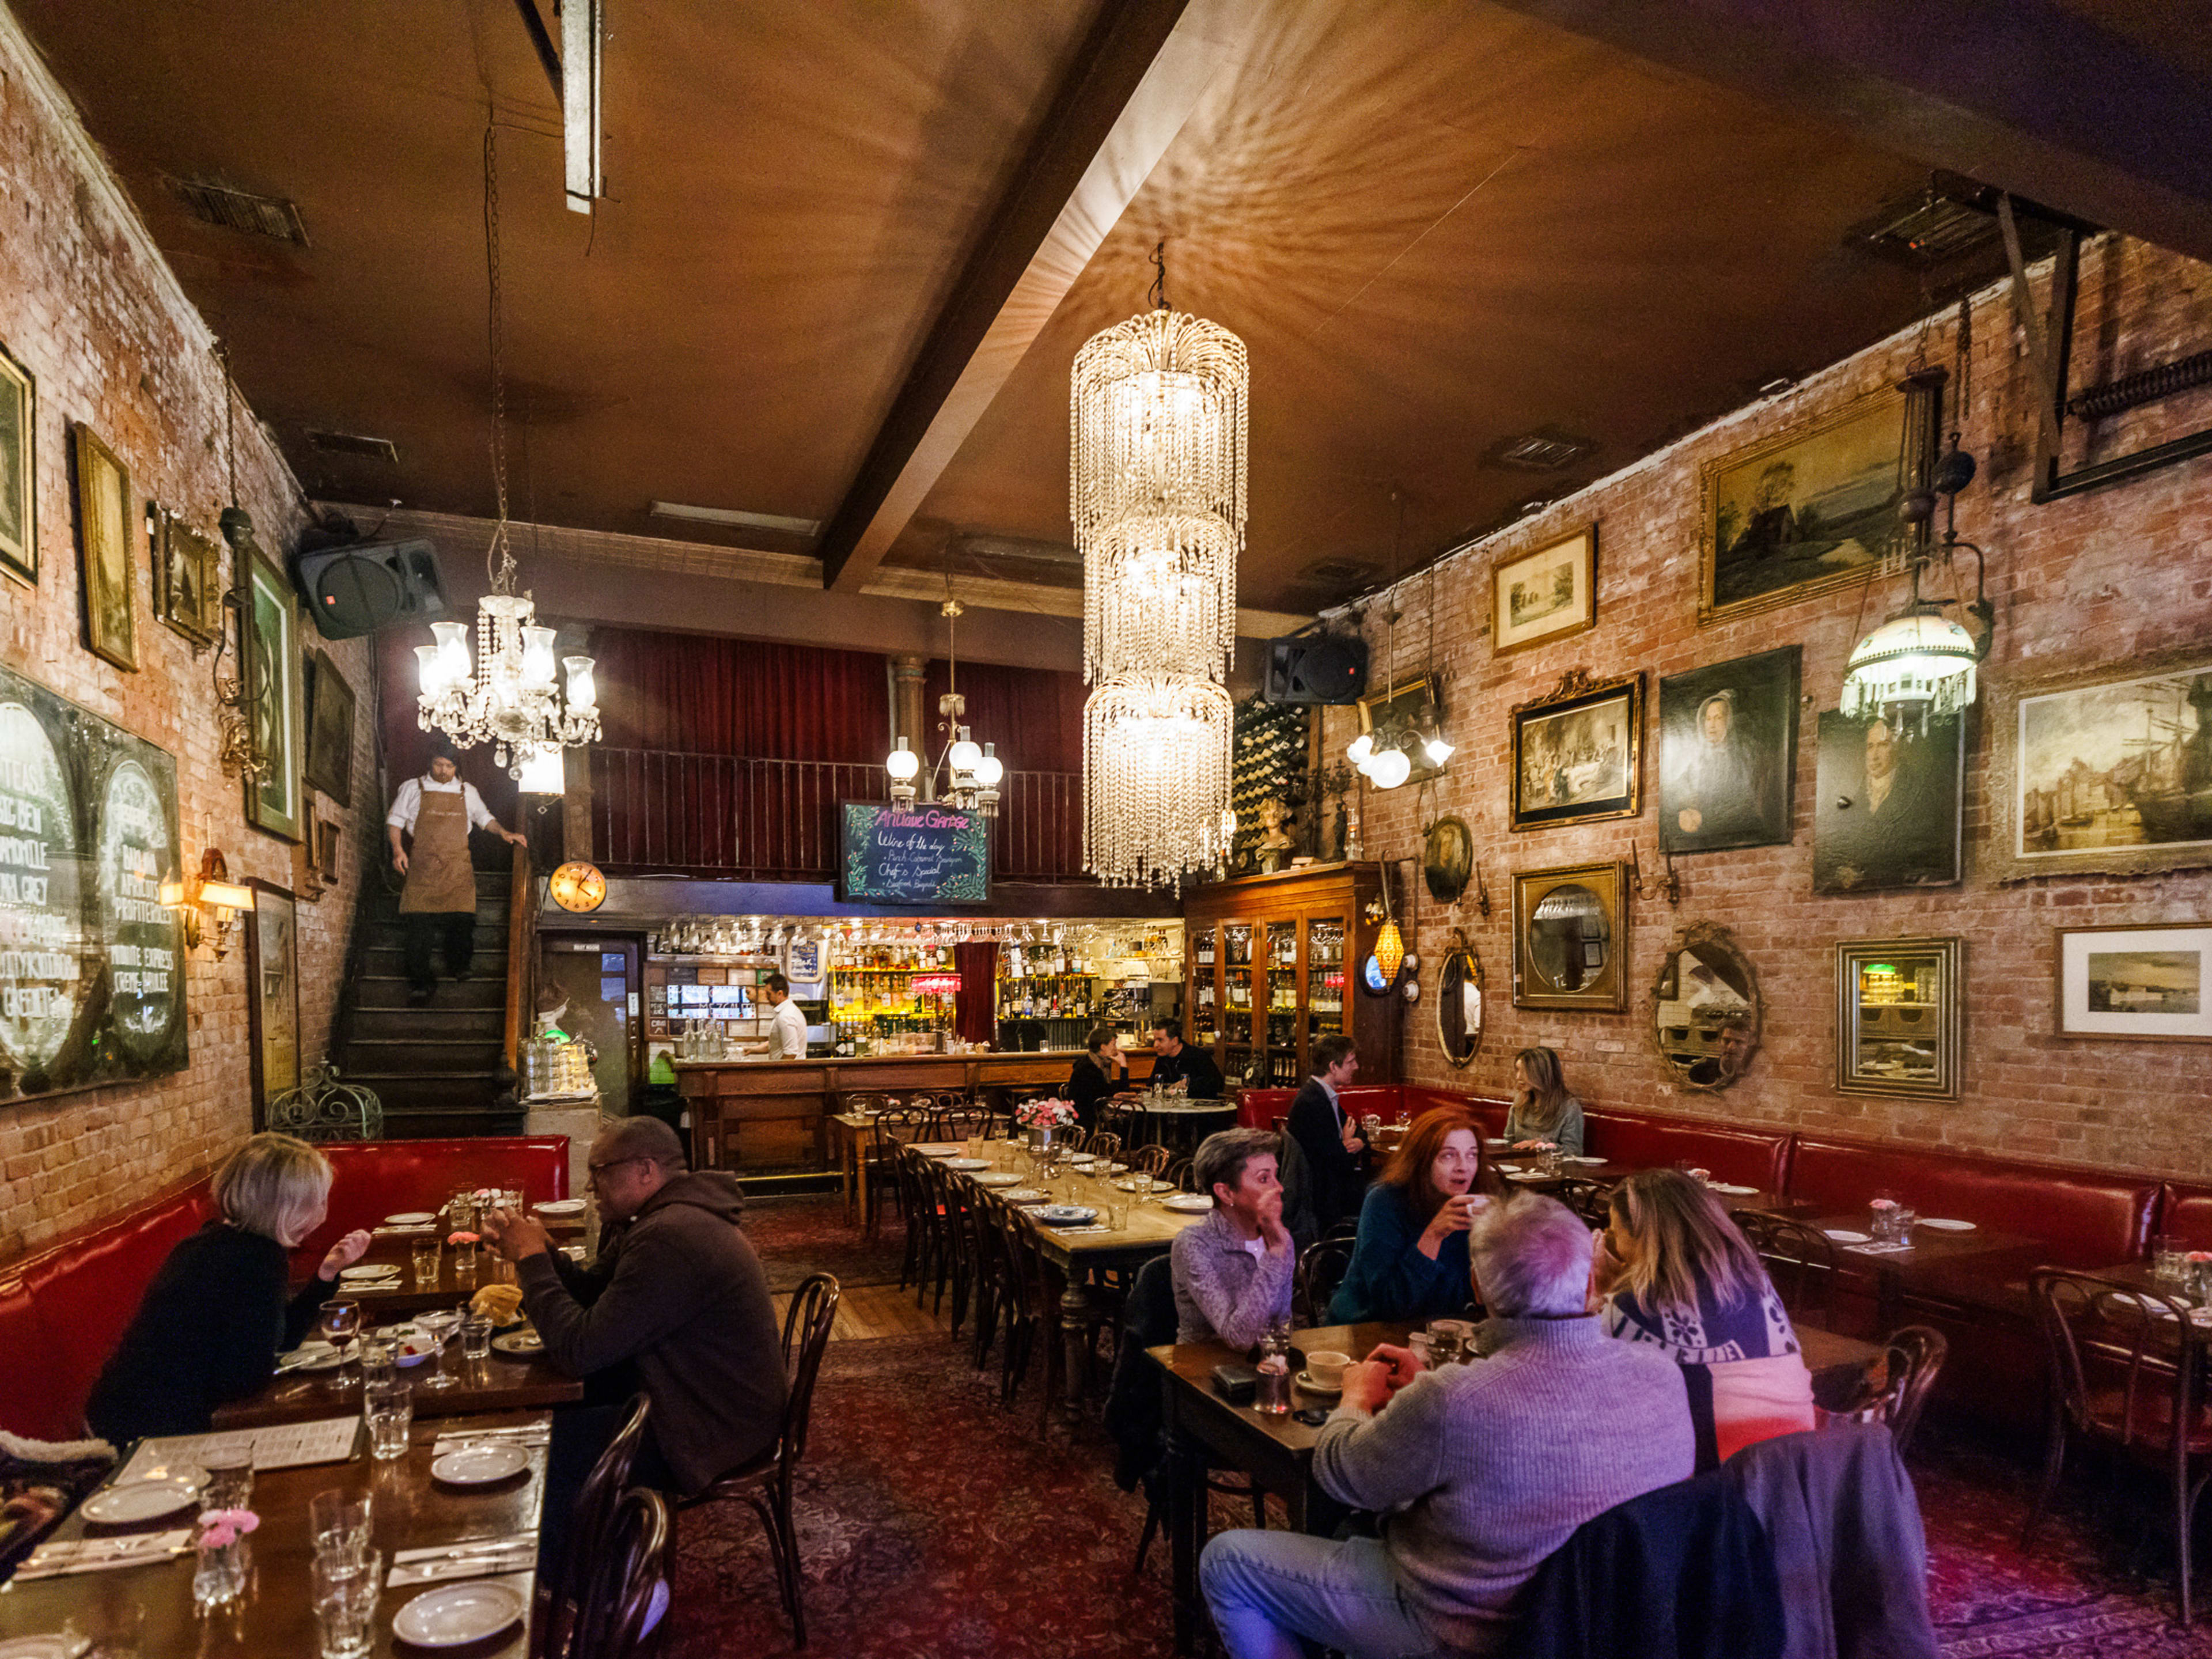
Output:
[73,424,137,670]
[1491,525,1595,655]
[1699,388,1908,624]
[245,554,305,842]
[1812,710,1963,892]
[1423,815,1473,903]
[1658,646,1800,853]
[1990,659,2212,882]
[0,345,33,585]
[2056,922,2212,1043]
[303,649,357,806]
[151,507,223,647]
[1510,669,1642,832]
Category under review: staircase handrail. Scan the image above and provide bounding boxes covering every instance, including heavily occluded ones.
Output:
[503,837,539,1073]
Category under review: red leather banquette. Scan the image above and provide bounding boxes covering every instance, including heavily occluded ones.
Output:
[0,1138,568,1442]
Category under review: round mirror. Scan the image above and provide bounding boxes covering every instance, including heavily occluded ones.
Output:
[1649,921,1762,1090]
[1525,882,1608,993]
[1437,930,1483,1068]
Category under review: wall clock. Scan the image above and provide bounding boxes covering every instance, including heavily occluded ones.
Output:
[548,860,607,913]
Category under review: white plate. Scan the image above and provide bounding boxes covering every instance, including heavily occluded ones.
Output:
[1034,1206,1097,1225]
[279,1340,355,1373]
[919,1148,959,1159]
[1002,1190,1047,1203]
[1710,1183,1758,1195]
[430,1444,532,1486]
[339,1264,402,1280]
[1505,1171,1548,1183]
[82,1475,202,1524]
[392,1581,527,1647]
[1161,1194,1213,1212]
[1102,1162,1130,1174]
[492,1330,544,1355]
[1918,1217,1976,1231]
[0,1637,85,1659]
[384,1211,437,1225]
[1484,1139,1511,1148]
[945,1158,990,1170]
[533,1198,587,1216]
[1294,1371,1342,1396]
[1564,1156,1608,1165]
[1823,1229,1872,1244]
[972,1172,1022,1187]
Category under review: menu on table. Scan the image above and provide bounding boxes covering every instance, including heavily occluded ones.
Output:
[117,1415,360,1482]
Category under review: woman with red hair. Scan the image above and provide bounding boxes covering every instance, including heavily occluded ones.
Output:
[1327,1108,1485,1323]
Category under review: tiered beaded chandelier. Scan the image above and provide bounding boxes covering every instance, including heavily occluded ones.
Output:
[1073,244,1246,888]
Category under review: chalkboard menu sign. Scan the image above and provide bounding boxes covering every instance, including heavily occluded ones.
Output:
[0,660,186,1101]
[838,801,990,905]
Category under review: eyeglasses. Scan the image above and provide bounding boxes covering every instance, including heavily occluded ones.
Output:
[586,1156,650,1183]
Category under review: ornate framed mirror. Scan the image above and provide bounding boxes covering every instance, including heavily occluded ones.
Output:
[1649,921,1762,1090]
[1437,929,1484,1068]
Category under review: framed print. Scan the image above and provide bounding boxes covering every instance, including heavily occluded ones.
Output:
[2056,922,2212,1043]
[245,554,305,841]
[73,424,137,669]
[0,345,33,585]
[1812,710,1963,892]
[1491,525,1594,655]
[1658,647,1800,853]
[317,819,343,885]
[1835,935,1962,1098]
[1698,387,1908,624]
[1988,655,2212,883]
[1510,668,1642,832]
[245,878,300,1124]
[1512,859,1628,1011]
[151,506,222,648]
[1358,678,1447,788]
[302,649,357,805]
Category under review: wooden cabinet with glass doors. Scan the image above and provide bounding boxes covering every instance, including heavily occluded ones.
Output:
[1183,862,1400,1090]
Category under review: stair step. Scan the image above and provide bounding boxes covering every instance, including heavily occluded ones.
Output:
[363,921,513,950]
[346,1039,506,1068]
[363,947,509,978]
[353,978,506,1013]
[344,1072,512,1112]
[376,1105,529,1141]
[350,1007,506,1040]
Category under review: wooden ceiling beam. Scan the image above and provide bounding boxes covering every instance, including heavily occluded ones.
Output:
[817,0,1243,592]
[1482,0,2212,262]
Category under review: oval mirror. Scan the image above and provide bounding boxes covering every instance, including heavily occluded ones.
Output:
[1437,929,1483,1068]
[1525,881,1608,994]
[1649,921,1762,1090]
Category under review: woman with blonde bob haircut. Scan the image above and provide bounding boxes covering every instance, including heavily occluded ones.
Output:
[1594,1168,1813,1467]
[88,1133,372,1444]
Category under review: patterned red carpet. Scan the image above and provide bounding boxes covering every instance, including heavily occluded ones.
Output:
[738,1191,907,1293]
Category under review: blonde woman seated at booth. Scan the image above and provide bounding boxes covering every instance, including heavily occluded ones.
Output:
[1591,1168,1813,1469]
[1502,1046,1584,1155]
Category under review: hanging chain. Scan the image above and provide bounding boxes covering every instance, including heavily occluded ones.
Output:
[1952,296,1974,441]
[483,124,516,594]
[1147,240,1168,312]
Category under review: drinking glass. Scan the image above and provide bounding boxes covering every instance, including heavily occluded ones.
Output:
[310,1489,374,1568]
[200,1447,255,1514]
[2154,1234,2186,1282]
[312,1550,382,1659]
[1427,1318,1471,1366]
[502,1188,524,1214]
[414,1310,461,1391]
[449,1194,477,1234]
[363,1380,413,1461]
[1407,1331,1435,1371]
[460,1312,493,1362]
[358,1338,396,1389]
[1104,1202,1130,1233]
[1254,1328,1292,1416]
[63,1600,144,1659]
[411,1239,441,1288]
[1869,1190,1903,1242]
[319,1300,362,1392]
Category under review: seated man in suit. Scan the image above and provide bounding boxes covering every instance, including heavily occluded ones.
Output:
[1149,1017,1225,1097]
[1285,1033,1369,1234]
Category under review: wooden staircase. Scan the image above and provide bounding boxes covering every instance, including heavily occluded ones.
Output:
[332,858,526,1139]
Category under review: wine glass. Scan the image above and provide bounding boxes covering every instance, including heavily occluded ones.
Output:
[414,1307,462,1391]
[319,1300,362,1391]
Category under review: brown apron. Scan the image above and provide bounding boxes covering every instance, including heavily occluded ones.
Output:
[397,783,478,914]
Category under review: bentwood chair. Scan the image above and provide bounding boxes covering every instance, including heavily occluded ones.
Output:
[1085,1131,1123,1162]
[679,1272,842,1647]
[1552,1176,1616,1228]
[1836,1325,1948,1456]
[864,1108,930,1237]
[569,1487,672,1659]
[533,1393,650,1659]
[1162,1157,1197,1194]
[1130,1144,1173,1179]
[2025,1268,2212,1624]
[1297,1236,1357,1328]
[1737,1210,1839,1332]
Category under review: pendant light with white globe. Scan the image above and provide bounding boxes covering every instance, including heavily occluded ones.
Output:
[884,593,1004,816]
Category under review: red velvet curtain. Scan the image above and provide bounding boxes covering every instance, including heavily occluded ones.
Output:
[595,627,889,761]
[953,941,999,1045]
[922,658,1085,774]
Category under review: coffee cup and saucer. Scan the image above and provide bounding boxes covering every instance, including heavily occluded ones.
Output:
[1296,1349,1351,1396]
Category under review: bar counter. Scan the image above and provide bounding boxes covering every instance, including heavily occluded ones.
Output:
[674,1048,1156,1174]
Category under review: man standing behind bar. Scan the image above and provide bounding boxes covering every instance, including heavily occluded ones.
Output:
[386,740,524,1006]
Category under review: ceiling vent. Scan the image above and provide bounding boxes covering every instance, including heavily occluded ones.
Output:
[165,177,309,245]
[306,429,399,464]
[1486,428,1596,472]
[1298,556,1379,589]
[1852,175,2077,272]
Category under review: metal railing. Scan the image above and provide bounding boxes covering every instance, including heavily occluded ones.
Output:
[586,748,1086,883]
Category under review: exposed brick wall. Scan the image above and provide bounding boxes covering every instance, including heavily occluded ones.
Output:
[0,19,382,1256]
[1334,234,2212,1177]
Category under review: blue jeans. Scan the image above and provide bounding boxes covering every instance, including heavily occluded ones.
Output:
[1200,1531,1441,1659]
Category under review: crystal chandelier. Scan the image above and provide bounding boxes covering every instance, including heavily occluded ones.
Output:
[418,126,601,780]
[1082,675,1236,891]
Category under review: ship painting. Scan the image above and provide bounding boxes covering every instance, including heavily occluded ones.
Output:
[2018,667,2212,857]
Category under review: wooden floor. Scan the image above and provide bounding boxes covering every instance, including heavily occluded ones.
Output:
[772,1280,950,1343]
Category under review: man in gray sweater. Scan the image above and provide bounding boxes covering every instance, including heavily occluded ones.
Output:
[1200,1195,1694,1657]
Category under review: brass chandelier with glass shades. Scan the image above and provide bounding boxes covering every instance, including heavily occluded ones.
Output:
[1074,245,1245,889]
[417,127,600,780]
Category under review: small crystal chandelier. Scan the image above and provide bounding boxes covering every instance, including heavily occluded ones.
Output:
[885,593,1003,816]
[418,127,600,780]
[1082,675,1236,891]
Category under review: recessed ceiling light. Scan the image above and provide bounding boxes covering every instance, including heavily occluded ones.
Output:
[650,501,820,537]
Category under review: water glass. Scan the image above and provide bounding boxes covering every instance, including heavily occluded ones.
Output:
[63,1600,144,1659]
[201,1448,255,1513]
[1406,1331,1434,1371]
[411,1239,441,1288]
[1253,1329,1292,1416]
[1427,1318,1471,1366]
[358,1338,397,1389]
[363,1380,413,1460]
[1104,1202,1130,1232]
[310,1489,374,1567]
[449,1194,477,1234]
[459,1312,493,1361]
[312,1551,382,1659]
[2155,1234,2187,1281]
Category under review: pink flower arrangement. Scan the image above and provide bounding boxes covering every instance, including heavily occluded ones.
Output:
[1687,1168,1713,1184]
[2188,1251,2212,1264]
[1869,1198,1900,1212]
[198,1508,260,1550]
[1015,1098,1078,1129]
[472,1187,501,1201]
[448,1230,480,1247]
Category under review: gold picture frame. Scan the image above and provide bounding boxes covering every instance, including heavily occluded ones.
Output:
[151,506,223,649]
[73,424,137,670]
[0,344,34,586]
[1510,668,1642,832]
[1490,524,1595,655]
[1698,385,1907,626]
[1358,677,1447,788]
[1834,934,1963,1099]
[1512,859,1629,1012]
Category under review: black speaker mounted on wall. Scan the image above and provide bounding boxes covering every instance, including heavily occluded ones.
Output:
[292,539,448,640]
[1263,634,1369,704]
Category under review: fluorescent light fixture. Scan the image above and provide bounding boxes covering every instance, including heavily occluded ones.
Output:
[563,0,601,213]
[650,501,822,537]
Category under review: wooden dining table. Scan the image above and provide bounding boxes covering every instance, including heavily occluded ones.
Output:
[1150,1317,1885,1655]
[1804,1214,2046,1329]
[0,1411,549,1658]
[214,1348,584,1430]
[1488,1156,1809,1218]
[329,1222,590,1320]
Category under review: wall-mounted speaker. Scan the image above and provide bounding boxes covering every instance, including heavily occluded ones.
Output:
[292,539,448,640]
[1263,634,1368,704]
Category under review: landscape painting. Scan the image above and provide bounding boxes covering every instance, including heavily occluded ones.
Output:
[2018,664,2212,864]
[1491,525,1594,655]
[1698,388,1908,624]
[2058,922,2212,1042]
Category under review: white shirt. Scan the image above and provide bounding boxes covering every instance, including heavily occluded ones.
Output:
[1317,1074,1342,1124]
[767,997,809,1060]
[387,775,494,834]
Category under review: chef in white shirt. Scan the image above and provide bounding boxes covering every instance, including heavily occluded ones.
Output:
[760,972,809,1060]
[385,740,524,1006]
